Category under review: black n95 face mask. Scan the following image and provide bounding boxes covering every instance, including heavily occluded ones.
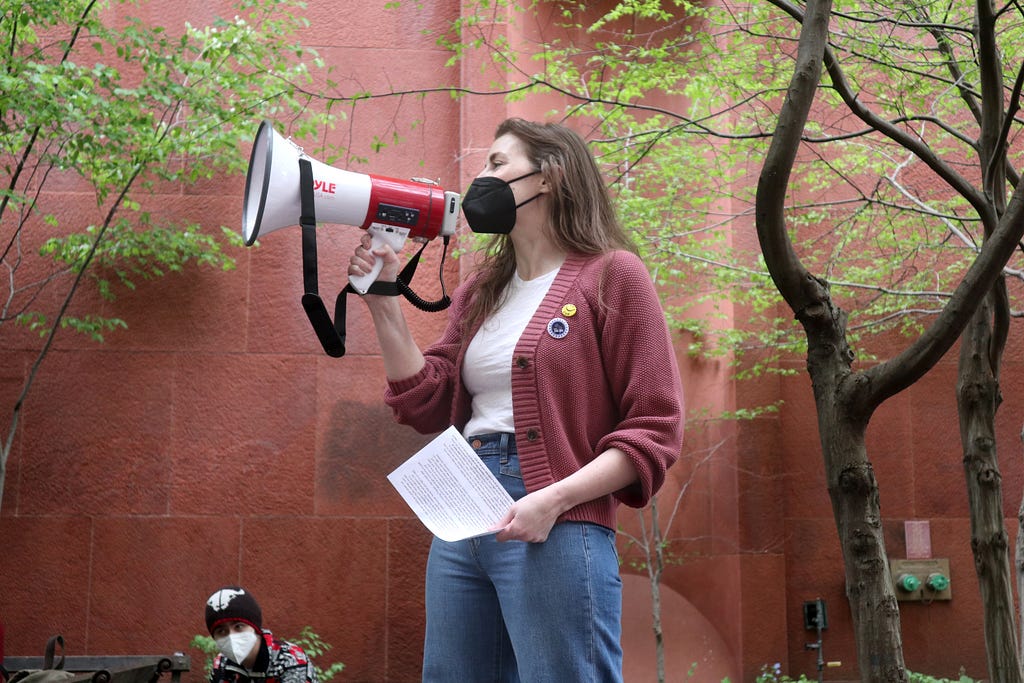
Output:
[461,171,540,234]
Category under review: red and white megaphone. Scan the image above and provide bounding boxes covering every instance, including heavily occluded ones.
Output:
[243,120,459,294]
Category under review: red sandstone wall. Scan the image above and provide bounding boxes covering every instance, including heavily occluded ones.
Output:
[3,2,1023,682]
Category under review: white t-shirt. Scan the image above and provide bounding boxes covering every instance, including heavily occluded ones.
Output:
[462,267,559,437]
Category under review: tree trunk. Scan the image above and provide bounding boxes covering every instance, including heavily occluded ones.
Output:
[958,296,1021,681]
[801,293,908,681]
[649,499,666,683]
[1018,423,1024,663]
[754,0,908,670]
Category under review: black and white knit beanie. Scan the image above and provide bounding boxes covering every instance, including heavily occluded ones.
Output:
[205,586,263,635]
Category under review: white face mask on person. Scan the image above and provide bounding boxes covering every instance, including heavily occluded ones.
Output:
[215,630,260,664]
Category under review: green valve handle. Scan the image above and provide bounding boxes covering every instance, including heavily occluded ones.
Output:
[897,574,921,592]
[926,573,950,591]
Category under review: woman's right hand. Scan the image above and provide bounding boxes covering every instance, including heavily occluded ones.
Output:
[348,232,402,293]
[347,232,426,380]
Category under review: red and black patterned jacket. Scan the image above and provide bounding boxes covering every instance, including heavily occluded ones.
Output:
[209,631,317,683]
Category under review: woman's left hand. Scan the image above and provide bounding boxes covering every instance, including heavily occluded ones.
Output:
[490,448,638,543]
[491,487,565,543]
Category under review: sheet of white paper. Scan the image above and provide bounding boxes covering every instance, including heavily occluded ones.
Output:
[387,425,514,542]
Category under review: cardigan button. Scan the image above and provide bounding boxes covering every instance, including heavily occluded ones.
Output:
[516,356,529,369]
[526,428,539,441]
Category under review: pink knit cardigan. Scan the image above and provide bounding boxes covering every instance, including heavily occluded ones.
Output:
[385,250,685,529]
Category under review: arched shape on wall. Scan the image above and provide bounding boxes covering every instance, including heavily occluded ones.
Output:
[621,573,740,681]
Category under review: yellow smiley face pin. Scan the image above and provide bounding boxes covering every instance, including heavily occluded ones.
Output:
[561,303,577,317]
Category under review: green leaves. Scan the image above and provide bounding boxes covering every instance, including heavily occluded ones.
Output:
[41,218,238,293]
[290,626,346,683]
[17,311,127,343]
[1,0,335,343]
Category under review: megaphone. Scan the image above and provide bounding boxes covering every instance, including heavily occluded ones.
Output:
[243,120,459,294]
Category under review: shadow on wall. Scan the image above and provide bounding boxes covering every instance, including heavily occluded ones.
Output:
[622,574,739,682]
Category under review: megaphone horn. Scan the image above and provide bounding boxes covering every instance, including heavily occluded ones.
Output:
[242,120,459,294]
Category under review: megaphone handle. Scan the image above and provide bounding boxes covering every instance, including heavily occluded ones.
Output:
[349,225,408,295]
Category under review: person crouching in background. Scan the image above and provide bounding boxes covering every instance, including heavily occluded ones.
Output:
[204,586,317,683]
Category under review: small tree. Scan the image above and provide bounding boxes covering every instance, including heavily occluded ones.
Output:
[0,0,335,511]
[617,437,725,683]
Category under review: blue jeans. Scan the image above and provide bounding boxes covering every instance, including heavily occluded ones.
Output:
[422,433,623,683]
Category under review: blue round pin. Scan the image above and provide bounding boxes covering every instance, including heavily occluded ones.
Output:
[547,317,569,339]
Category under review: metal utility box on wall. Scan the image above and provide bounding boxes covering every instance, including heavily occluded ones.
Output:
[891,558,952,601]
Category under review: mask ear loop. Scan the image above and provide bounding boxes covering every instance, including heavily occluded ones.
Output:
[511,168,544,209]
[514,193,541,210]
[507,169,540,184]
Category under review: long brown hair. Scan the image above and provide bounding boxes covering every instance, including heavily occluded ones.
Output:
[462,118,635,334]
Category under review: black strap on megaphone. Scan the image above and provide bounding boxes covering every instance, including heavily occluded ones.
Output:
[298,158,347,357]
[297,158,452,358]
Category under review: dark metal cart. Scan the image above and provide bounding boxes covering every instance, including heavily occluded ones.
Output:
[2,654,191,683]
